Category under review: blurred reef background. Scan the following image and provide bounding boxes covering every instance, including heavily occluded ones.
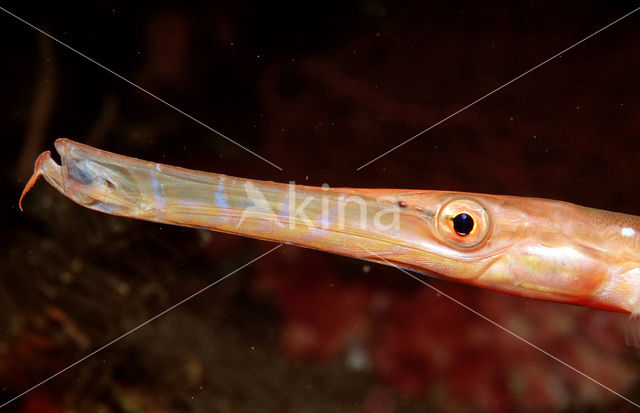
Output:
[2,1,640,412]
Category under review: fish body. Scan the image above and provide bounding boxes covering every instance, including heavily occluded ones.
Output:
[20,139,640,315]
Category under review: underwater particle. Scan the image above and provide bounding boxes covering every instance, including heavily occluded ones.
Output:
[345,341,371,371]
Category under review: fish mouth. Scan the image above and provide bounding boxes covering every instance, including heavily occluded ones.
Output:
[20,150,63,210]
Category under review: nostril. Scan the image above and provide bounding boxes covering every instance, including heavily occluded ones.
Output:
[103,178,115,190]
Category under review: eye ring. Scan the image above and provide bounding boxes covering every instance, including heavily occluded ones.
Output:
[436,198,490,248]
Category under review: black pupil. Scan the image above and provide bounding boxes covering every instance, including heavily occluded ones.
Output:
[452,213,474,236]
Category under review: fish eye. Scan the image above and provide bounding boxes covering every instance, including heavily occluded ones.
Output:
[436,199,490,248]
[452,213,474,236]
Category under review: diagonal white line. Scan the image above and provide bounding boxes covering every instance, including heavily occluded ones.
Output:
[0,243,283,409]
[356,5,640,171]
[356,244,640,409]
[0,6,283,171]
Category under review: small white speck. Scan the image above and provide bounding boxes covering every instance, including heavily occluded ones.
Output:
[621,227,635,237]
[345,342,370,371]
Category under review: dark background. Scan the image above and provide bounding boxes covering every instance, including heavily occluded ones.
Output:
[2,1,640,412]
